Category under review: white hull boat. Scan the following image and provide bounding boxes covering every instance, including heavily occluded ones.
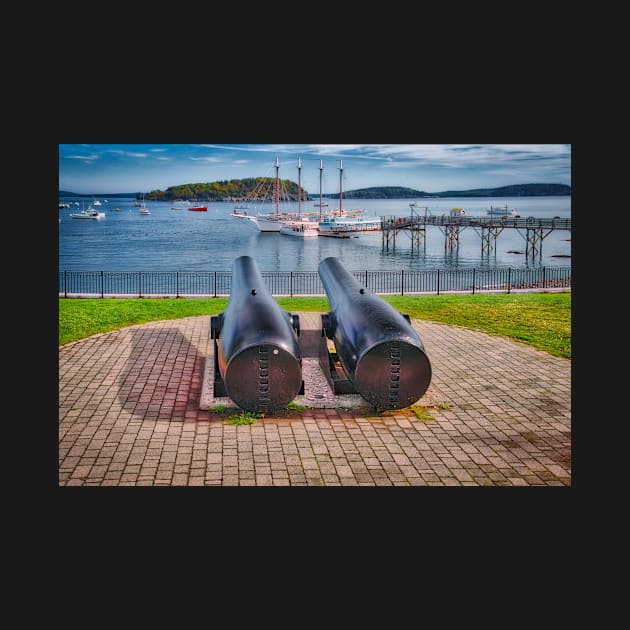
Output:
[280,220,319,238]
[70,208,105,220]
[231,157,309,233]
[318,215,381,236]
[232,211,284,232]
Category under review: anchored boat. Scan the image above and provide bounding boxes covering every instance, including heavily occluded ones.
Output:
[487,204,520,218]
[70,204,105,220]
[232,156,311,232]
[280,219,319,238]
[317,160,380,237]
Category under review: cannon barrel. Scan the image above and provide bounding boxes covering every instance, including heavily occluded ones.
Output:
[211,256,302,414]
[318,256,431,410]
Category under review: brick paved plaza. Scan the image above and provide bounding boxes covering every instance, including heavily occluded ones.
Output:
[59,313,571,486]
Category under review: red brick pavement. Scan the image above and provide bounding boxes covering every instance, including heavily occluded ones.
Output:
[58,314,571,486]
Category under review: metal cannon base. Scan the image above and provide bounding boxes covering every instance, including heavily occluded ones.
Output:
[212,338,228,398]
[318,334,357,396]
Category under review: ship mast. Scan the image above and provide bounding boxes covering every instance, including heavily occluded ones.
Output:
[297,157,302,218]
[339,159,343,216]
[319,160,324,221]
[275,155,280,217]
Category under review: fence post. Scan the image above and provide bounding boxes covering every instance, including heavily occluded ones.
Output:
[437,269,440,295]
[213,271,217,298]
[542,266,546,289]
[139,272,143,298]
[401,269,404,296]
[176,271,179,298]
[365,270,368,289]
[290,271,293,297]
[472,268,476,295]
[64,270,67,298]
[101,271,104,298]
[507,267,511,294]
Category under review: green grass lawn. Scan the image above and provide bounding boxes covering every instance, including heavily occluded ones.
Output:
[59,292,571,358]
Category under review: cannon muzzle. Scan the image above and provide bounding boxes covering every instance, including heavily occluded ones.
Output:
[319,257,431,409]
[211,256,302,414]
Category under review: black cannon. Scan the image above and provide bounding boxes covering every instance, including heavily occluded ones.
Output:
[210,256,303,414]
[318,256,431,410]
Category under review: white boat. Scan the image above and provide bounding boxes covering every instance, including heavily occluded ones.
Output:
[93,200,102,206]
[70,205,105,220]
[232,156,308,232]
[487,204,520,218]
[138,194,151,214]
[280,219,319,238]
[317,160,381,236]
[255,215,284,231]
[318,215,381,236]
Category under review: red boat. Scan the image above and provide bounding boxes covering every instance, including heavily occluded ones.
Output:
[188,206,208,211]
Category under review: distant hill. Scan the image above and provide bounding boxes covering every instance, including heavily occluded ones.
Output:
[328,186,428,199]
[324,183,571,199]
[142,178,309,202]
[432,183,571,197]
[59,182,570,201]
[58,191,138,198]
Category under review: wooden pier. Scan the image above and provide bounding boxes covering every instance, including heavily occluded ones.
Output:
[381,211,571,261]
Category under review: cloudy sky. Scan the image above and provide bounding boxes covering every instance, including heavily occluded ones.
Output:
[59,144,571,195]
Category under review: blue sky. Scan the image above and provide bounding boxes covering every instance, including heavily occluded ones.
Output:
[59,144,571,195]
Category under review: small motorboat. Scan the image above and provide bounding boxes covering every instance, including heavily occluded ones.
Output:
[188,206,208,211]
[70,207,105,220]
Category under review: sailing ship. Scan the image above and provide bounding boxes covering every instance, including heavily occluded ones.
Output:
[138,194,151,214]
[232,156,310,232]
[317,160,381,237]
[278,157,320,238]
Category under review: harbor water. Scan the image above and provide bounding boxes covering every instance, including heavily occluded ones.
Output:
[58,197,571,273]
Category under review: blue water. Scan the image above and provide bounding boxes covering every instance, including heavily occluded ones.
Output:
[58,197,571,272]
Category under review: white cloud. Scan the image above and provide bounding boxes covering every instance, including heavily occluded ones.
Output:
[107,150,149,158]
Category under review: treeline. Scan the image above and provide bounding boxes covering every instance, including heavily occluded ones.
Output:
[433,183,571,197]
[328,186,426,199]
[321,183,571,199]
[143,178,310,201]
[61,182,571,201]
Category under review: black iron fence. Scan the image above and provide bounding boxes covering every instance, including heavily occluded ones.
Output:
[59,267,571,298]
